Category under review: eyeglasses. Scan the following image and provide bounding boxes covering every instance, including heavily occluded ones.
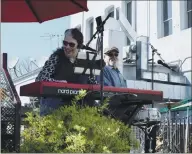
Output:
[63,41,76,48]
[107,53,118,57]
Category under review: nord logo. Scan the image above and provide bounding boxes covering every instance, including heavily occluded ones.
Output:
[57,89,79,95]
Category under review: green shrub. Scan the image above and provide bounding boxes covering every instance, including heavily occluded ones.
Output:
[21,90,139,153]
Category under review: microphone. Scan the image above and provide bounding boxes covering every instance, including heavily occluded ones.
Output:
[157,60,176,72]
[81,45,97,52]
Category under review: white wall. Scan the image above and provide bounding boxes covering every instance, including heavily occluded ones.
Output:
[70,1,121,45]
[148,1,191,82]
[70,0,191,83]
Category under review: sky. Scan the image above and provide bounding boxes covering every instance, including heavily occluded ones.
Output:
[1,16,70,61]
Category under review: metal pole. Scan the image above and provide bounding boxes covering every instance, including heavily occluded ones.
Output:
[151,51,154,90]
[151,50,155,109]
[185,107,189,153]
[82,11,84,34]
[168,104,172,152]
[100,27,104,103]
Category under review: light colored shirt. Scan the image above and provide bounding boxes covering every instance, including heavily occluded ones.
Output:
[103,66,127,88]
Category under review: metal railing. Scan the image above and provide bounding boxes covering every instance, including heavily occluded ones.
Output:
[157,114,192,153]
[130,112,192,153]
[1,53,21,152]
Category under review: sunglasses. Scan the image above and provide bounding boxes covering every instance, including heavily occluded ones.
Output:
[63,41,76,48]
[107,53,118,57]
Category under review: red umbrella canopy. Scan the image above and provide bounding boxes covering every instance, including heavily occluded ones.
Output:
[2,0,88,23]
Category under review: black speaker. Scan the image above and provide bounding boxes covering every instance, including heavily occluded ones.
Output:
[96,16,102,29]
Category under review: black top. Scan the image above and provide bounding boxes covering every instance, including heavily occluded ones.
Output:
[53,51,89,84]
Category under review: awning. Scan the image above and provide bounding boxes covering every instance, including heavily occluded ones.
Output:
[171,102,192,111]
[2,0,88,23]
[160,97,192,113]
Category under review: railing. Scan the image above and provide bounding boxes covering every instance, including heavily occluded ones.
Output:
[130,112,192,153]
[156,113,192,153]
[160,115,191,153]
[1,53,21,152]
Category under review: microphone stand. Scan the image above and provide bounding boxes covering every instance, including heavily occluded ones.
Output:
[86,14,111,104]
[150,45,157,91]
[150,44,166,106]
[148,44,164,152]
[150,44,164,90]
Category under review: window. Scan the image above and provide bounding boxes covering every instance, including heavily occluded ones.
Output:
[108,7,114,18]
[89,19,94,39]
[187,0,192,28]
[163,0,172,36]
[126,0,132,25]
[116,8,119,20]
[86,17,94,42]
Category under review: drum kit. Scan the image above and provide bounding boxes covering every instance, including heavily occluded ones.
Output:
[132,100,181,153]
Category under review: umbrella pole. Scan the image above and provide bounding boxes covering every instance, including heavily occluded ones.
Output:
[185,106,189,153]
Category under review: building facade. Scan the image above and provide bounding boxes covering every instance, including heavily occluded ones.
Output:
[70,0,191,81]
[12,0,191,105]
[70,0,191,102]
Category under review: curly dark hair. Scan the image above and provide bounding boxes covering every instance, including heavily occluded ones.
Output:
[65,28,83,48]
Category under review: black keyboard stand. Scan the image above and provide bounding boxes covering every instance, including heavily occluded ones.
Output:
[134,123,159,153]
[98,93,144,125]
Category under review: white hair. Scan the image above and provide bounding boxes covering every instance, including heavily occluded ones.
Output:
[65,29,72,36]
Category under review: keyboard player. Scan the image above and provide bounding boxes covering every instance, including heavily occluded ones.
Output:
[35,28,98,116]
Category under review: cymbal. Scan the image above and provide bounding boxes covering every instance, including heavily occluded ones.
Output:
[158,101,181,108]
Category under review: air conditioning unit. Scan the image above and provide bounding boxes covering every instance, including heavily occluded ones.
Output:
[123,46,129,59]
[123,45,137,63]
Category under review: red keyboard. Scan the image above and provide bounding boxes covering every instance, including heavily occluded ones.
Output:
[20,81,163,102]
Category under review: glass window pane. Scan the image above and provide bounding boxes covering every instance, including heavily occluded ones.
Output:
[90,21,93,38]
[163,0,172,20]
[127,2,132,25]
[108,7,114,18]
[116,8,119,20]
[167,1,172,19]
[109,11,114,18]
[187,0,192,11]
[164,20,172,36]
[188,11,192,28]
[163,0,168,20]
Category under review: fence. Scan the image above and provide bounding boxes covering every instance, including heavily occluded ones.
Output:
[1,53,21,152]
[130,112,192,153]
[157,114,192,153]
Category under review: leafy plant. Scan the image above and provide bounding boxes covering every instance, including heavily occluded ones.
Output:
[21,90,139,153]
